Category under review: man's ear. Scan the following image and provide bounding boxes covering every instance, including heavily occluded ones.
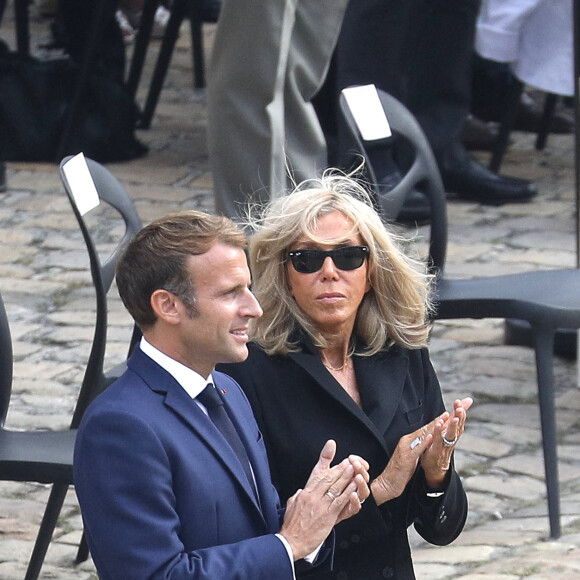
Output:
[150,289,181,325]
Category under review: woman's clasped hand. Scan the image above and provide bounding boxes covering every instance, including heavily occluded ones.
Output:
[372,397,473,505]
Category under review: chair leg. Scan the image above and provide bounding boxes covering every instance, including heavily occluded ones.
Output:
[489,79,524,174]
[14,0,30,56]
[0,0,8,27]
[75,530,90,564]
[190,16,205,89]
[24,483,70,580]
[126,0,160,101]
[532,328,561,539]
[535,93,558,151]
[138,0,189,129]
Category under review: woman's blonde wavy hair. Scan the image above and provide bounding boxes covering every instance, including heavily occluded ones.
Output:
[245,172,433,356]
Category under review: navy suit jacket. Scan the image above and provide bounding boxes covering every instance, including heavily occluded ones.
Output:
[74,347,300,580]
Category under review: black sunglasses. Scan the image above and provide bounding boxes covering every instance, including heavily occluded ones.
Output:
[287,246,369,274]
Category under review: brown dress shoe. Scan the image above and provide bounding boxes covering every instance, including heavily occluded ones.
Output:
[461,116,501,152]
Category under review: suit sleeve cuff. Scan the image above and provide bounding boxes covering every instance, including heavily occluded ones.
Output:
[275,534,296,579]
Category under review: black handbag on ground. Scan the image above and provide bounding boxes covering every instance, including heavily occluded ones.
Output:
[0,41,147,163]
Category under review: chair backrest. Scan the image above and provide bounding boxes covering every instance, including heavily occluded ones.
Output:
[60,155,143,427]
[339,85,449,275]
[0,289,13,428]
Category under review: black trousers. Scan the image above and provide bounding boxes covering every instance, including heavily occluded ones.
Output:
[316,0,481,167]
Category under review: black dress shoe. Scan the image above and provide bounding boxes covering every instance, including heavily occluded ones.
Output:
[0,162,6,193]
[441,154,537,205]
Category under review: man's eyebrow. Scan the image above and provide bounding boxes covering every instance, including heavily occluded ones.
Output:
[217,280,250,294]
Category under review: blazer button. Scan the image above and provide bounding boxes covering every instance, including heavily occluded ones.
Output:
[382,567,394,578]
[339,540,350,550]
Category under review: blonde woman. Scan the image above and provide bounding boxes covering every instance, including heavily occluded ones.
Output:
[219,174,471,580]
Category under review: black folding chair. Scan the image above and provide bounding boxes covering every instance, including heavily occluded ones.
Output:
[340,84,580,539]
[126,0,220,129]
[0,155,142,580]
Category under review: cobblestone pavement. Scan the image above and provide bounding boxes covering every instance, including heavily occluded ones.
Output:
[1,6,580,579]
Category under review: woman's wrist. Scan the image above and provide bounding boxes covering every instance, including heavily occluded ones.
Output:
[370,476,392,506]
[423,469,449,492]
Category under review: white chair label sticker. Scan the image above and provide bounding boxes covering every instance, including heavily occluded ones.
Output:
[62,152,100,216]
[342,84,392,141]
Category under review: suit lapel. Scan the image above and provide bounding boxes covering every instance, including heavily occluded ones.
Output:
[355,349,410,442]
[128,351,266,521]
[288,344,410,452]
[214,378,280,531]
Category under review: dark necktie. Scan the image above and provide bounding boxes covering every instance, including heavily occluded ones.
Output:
[197,384,258,499]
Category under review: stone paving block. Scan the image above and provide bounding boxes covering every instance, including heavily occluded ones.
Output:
[470,404,579,434]
[34,249,94,271]
[47,325,98,343]
[557,390,580,411]
[0,538,38,564]
[495,452,580,484]
[469,403,541,429]
[410,562,457,579]
[3,245,38,266]
[459,431,513,458]
[7,171,63,192]
[512,228,577,251]
[458,348,536,377]
[464,490,507,517]
[484,423,542,446]
[413,544,498,564]
[41,234,88,255]
[500,249,576,268]
[4,412,70,431]
[452,527,537,548]
[464,473,546,499]
[0,229,36,247]
[0,277,62,295]
[453,575,518,579]
[46,310,98,327]
[473,549,580,578]
[23,209,76,230]
[13,360,72,381]
[559,444,580,461]
[476,515,551,535]
[459,376,536,402]
[437,325,505,345]
[129,182,199,203]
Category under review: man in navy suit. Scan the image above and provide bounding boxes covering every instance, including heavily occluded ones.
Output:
[73,210,369,580]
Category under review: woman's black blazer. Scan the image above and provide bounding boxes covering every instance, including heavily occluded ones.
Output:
[219,338,468,580]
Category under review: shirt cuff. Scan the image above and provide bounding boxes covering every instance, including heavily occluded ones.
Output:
[275,534,296,578]
[275,534,323,572]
